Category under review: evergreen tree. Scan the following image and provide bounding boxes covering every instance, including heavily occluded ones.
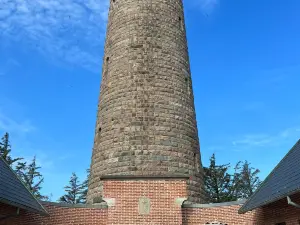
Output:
[0,132,23,166]
[237,161,261,199]
[79,169,90,204]
[204,154,232,203]
[203,155,262,203]
[18,156,48,200]
[59,172,85,204]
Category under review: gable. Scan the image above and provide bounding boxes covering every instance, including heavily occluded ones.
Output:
[239,139,300,213]
[0,157,48,215]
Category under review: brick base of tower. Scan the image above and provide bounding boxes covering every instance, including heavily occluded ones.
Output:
[1,189,275,225]
[101,176,189,225]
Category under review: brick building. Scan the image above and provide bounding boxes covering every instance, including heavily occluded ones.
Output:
[1,0,300,224]
[239,139,300,224]
[1,141,300,224]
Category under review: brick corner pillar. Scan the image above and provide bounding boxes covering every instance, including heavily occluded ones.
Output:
[101,176,189,224]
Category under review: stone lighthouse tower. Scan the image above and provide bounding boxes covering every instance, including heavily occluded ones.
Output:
[88,0,205,219]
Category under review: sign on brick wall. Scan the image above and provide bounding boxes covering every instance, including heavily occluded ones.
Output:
[138,197,151,215]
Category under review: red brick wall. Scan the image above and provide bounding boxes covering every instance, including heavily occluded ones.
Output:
[262,192,300,225]
[0,202,108,225]
[2,182,300,224]
[0,201,267,225]
[0,203,22,225]
[102,178,188,225]
[182,203,264,225]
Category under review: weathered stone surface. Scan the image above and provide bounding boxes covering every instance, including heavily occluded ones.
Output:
[87,0,205,203]
[138,197,151,215]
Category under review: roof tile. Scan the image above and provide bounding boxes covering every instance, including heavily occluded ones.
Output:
[0,157,48,215]
[239,139,300,213]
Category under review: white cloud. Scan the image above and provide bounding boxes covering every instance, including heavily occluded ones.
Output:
[0,0,109,72]
[0,110,35,135]
[0,58,20,76]
[232,134,272,147]
[232,127,300,148]
[190,0,219,15]
[21,153,54,172]
[0,0,219,72]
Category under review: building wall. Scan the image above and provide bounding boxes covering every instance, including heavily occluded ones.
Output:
[0,202,108,225]
[102,178,188,225]
[0,199,264,225]
[182,203,264,225]
[262,192,300,225]
[3,188,300,224]
[0,203,22,225]
[88,0,205,204]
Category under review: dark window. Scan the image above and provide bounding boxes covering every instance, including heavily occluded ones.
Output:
[276,223,286,225]
[179,16,184,31]
[101,56,110,91]
[194,153,200,173]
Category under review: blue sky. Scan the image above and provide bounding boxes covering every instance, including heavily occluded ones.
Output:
[0,0,299,200]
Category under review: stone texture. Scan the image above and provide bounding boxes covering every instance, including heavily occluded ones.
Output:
[87,0,205,204]
[138,197,151,215]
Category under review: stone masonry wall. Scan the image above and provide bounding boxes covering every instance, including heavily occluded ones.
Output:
[88,0,204,204]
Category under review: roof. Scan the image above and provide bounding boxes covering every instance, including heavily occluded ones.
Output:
[183,199,246,208]
[41,201,108,209]
[0,157,48,216]
[239,139,300,213]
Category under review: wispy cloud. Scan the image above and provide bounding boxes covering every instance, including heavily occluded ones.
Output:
[22,153,54,171]
[0,58,20,76]
[0,0,109,72]
[0,110,35,135]
[232,127,300,149]
[247,64,300,90]
[232,134,272,147]
[190,0,219,15]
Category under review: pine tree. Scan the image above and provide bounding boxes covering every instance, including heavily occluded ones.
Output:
[79,169,90,204]
[237,161,261,199]
[203,155,262,203]
[204,154,232,203]
[0,132,23,166]
[228,161,243,201]
[18,156,48,200]
[59,172,85,204]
